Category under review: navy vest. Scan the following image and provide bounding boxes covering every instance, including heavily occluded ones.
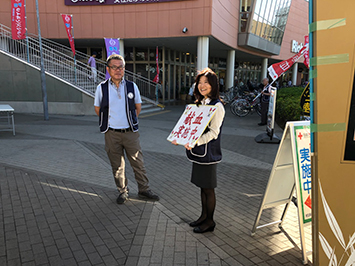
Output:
[186,99,223,164]
[261,84,270,103]
[99,79,139,133]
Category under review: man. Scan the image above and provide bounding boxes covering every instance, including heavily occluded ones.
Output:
[88,51,97,83]
[94,54,159,204]
[258,77,271,126]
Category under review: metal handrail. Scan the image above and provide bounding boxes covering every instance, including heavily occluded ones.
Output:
[34,35,158,85]
[0,23,159,101]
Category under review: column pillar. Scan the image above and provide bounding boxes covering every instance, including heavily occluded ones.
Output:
[292,62,298,86]
[197,37,209,71]
[119,39,124,57]
[261,58,268,80]
[226,50,235,90]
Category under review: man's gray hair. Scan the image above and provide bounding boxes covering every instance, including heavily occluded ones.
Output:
[106,54,125,66]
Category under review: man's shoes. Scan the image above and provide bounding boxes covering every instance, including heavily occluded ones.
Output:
[138,190,159,201]
[116,192,128,204]
[258,123,266,126]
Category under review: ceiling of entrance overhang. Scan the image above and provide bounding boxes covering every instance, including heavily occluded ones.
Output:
[57,36,280,64]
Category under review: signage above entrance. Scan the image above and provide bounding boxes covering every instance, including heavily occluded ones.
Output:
[65,0,181,5]
[291,40,303,53]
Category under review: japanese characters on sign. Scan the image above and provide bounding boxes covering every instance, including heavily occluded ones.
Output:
[167,104,218,147]
[61,14,76,56]
[104,38,120,79]
[267,38,308,81]
[11,0,26,40]
[300,82,310,116]
[295,125,312,223]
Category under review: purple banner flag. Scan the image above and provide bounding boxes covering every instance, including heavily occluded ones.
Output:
[65,0,180,6]
[104,38,120,80]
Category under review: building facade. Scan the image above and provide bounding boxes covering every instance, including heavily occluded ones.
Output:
[0,0,309,102]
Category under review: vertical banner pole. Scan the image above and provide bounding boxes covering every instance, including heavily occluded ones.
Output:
[35,0,48,120]
[71,15,77,84]
[24,0,29,62]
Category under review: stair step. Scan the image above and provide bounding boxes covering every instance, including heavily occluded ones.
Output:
[140,107,164,115]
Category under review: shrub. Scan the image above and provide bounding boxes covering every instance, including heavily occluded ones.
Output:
[275,86,304,129]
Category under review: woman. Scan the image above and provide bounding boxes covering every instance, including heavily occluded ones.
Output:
[183,68,225,233]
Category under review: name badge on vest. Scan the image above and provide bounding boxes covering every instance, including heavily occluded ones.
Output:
[128,92,134,99]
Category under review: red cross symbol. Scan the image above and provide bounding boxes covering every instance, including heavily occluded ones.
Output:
[298,132,303,140]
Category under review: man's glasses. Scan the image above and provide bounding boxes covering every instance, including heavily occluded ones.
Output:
[107,65,124,71]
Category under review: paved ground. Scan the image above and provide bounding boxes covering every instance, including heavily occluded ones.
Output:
[0,103,312,266]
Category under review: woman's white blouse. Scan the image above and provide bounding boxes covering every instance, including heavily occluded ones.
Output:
[196,98,225,146]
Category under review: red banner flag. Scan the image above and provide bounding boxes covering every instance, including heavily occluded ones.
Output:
[268,43,308,81]
[61,14,76,56]
[153,46,159,83]
[303,35,309,69]
[11,0,26,40]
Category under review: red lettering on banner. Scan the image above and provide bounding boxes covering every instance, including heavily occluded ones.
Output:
[61,14,76,56]
[303,35,310,68]
[11,0,26,40]
[267,40,308,81]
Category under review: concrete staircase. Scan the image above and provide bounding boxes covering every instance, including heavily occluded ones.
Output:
[0,23,164,114]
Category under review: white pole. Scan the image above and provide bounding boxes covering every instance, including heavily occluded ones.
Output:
[292,62,298,86]
[261,58,268,79]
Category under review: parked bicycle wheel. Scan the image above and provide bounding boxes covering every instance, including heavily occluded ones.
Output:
[233,99,250,117]
[220,92,230,104]
[230,100,238,115]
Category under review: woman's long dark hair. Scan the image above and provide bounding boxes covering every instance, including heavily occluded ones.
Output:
[193,68,220,105]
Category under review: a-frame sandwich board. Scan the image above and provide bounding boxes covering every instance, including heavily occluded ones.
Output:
[251,120,311,265]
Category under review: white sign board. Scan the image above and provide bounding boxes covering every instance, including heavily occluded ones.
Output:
[267,87,277,136]
[251,120,311,264]
[167,104,218,146]
[294,125,312,224]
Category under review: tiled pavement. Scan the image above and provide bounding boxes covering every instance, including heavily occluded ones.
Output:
[0,104,312,266]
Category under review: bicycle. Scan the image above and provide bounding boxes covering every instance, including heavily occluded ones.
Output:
[230,90,262,117]
[220,86,238,104]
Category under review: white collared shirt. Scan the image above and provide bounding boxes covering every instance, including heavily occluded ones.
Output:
[94,78,142,129]
[196,98,225,146]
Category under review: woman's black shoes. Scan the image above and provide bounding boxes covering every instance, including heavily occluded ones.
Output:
[189,220,205,227]
[193,223,216,234]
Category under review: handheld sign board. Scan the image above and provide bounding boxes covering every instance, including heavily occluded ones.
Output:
[167,104,218,147]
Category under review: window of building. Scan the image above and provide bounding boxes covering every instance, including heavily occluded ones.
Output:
[125,47,133,61]
[240,0,252,32]
[241,0,292,45]
[135,48,147,61]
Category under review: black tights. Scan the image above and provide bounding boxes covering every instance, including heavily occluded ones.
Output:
[195,188,216,229]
